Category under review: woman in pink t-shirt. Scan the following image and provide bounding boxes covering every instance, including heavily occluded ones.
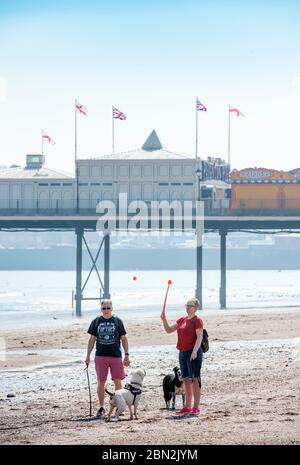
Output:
[161,298,204,415]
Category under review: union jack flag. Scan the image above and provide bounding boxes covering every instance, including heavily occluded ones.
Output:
[196,99,207,111]
[229,105,244,117]
[75,101,88,115]
[112,106,126,120]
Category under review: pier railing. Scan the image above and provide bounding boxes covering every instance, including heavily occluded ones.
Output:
[0,199,300,216]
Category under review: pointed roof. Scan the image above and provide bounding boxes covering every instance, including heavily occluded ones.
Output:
[141,130,163,151]
[89,129,192,160]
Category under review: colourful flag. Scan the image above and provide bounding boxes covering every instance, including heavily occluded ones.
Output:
[112,106,126,120]
[197,99,207,111]
[76,101,88,115]
[42,134,55,145]
[229,105,244,117]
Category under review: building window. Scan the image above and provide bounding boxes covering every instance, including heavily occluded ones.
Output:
[158,182,169,186]
[103,182,112,186]
[62,183,72,186]
[201,188,213,199]
[51,183,60,186]
[183,182,193,186]
[91,182,101,186]
[171,183,181,186]
[79,183,88,186]
[38,183,48,186]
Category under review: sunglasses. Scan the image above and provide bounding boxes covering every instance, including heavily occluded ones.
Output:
[102,307,111,310]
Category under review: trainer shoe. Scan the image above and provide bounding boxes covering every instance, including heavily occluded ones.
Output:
[176,407,192,414]
[96,407,106,418]
[191,407,200,414]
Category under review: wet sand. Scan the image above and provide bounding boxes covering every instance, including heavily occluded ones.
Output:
[0,307,299,445]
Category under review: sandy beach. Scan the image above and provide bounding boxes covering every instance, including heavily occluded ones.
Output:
[1,307,299,445]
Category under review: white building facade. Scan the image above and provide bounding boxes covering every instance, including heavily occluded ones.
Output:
[0,154,75,210]
[77,130,200,209]
[0,132,217,212]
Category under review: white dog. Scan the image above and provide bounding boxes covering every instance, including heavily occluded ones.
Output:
[105,369,146,422]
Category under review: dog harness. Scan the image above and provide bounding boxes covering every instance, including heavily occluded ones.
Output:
[124,383,142,405]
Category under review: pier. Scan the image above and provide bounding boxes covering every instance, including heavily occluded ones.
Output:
[1,205,300,315]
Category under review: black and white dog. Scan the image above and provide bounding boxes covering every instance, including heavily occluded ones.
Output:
[162,366,185,410]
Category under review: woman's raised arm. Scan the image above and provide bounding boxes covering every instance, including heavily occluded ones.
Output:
[161,313,178,334]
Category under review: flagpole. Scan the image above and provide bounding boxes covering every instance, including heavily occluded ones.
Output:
[75,99,79,213]
[42,129,44,156]
[112,106,115,153]
[75,99,78,162]
[228,104,231,165]
[195,97,202,308]
[195,97,198,160]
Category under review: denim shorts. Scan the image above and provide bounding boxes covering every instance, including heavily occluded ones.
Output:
[179,348,203,381]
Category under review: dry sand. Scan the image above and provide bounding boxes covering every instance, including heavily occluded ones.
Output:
[0,307,299,445]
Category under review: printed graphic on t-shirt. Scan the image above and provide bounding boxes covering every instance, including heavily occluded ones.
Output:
[97,321,117,345]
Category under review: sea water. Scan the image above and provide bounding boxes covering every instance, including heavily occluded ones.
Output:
[0,269,300,329]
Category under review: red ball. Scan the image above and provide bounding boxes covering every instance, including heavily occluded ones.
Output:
[168,279,172,285]
[133,276,137,281]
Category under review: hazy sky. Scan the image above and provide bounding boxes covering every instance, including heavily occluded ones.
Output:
[0,0,299,174]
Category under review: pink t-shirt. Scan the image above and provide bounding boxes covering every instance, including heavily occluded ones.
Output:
[176,315,204,352]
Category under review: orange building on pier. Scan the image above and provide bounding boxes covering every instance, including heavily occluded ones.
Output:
[230,167,300,209]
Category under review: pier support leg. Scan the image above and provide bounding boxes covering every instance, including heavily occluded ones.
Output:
[75,226,83,317]
[104,233,111,299]
[219,229,227,309]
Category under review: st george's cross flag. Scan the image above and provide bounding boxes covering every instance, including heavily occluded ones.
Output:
[42,134,55,145]
[75,101,88,115]
[229,105,244,117]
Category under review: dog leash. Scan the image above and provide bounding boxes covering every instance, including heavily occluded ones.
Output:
[84,365,92,417]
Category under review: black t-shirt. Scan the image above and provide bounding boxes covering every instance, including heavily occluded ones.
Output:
[87,315,126,357]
